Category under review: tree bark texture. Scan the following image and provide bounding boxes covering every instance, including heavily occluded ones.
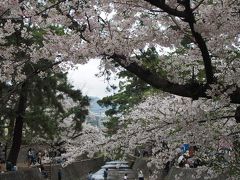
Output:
[7,81,28,165]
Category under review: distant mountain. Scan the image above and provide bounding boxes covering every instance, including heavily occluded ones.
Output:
[88,96,107,115]
[86,97,108,127]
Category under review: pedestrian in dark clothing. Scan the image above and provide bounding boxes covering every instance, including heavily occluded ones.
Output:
[27,148,33,166]
[103,168,108,180]
[0,143,5,172]
[58,168,62,180]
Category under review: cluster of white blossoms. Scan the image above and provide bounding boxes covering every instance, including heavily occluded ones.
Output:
[0,0,239,82]
[59,92,239,177]
[61,122,106,166]
[101,93,239,177]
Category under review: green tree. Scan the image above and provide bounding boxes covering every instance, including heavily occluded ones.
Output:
[0,60,89,165]
[23,62,89,142]
[98,48,160,135]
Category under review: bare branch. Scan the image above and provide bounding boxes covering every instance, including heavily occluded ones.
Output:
[110,53,207,99]
[35,0,66,16]
[192,0,205,12]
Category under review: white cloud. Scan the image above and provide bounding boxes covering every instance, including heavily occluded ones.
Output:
[67,59,117,98]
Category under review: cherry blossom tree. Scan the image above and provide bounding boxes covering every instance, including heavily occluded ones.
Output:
[61,123,106,166]
[0,63,89,165]
[0,0,239,176]
[0,0,238,92]
[59,92,239,178]
[102,93,240,178]
[0,0,239,104]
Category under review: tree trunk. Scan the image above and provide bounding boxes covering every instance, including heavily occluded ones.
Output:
[7,81,28,165]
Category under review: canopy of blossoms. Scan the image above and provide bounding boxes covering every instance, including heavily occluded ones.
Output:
[101,93,239,178]
[0,0,239,177]
[61,122,106,166]
[0,1,239,92]
[60,93,239,178]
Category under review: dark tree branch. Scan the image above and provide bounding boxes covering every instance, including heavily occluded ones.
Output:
[55,5,89,43]
[142,1,215,86]
[110,53,240,104]
[169,16,195,42]
[183,0,215,85]
[198,115,235,124]
[144,0,186,18]
[0,8,10,18]
[192,0,205,11]
[111,53,207,99]
[7,80,29,165]
[35,0,66,16]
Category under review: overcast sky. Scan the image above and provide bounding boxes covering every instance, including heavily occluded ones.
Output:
[67,59,118,98]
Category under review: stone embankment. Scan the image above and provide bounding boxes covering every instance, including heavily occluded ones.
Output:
[132,158,230,180]
[108,169,136,180]
[0,157,104,180]
[0,168,44,180]
[0,157,230,180]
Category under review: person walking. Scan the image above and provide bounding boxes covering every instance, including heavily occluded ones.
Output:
[37,151,42,165]
[27,148,34,166]
[0,143,5,173]
[103,168,108,180]
[138,170,144,180]
[124,173,128,180]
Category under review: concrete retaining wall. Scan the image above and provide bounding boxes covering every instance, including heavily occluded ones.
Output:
[0,168,44,180]
[165,167,229,180]
[0,157,104,180]
[132,158,165,179]
[132,157,229,180]
[0,156,230,180]
[108,169,136,180]
[51,157,104,180]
